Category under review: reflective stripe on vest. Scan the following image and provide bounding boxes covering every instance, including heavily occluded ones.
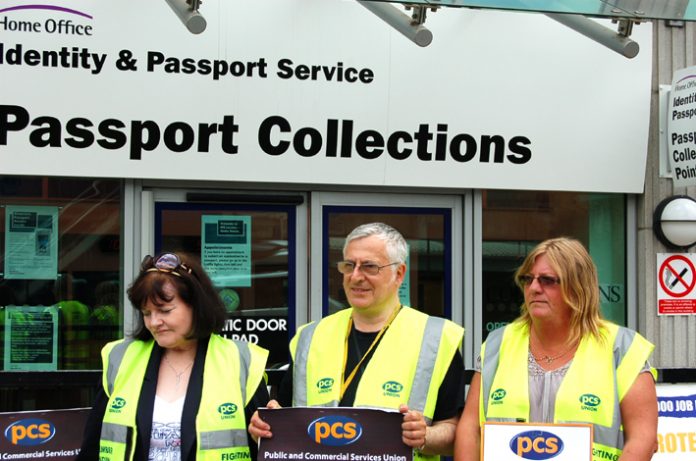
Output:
[291,306,463,421]
[409,315,446,416]
[100,339,153,461]
[104,338,136,396]
[479,321,654,459]
[99,335,268,461]
[101,421,128,443]
[195,334,268,459]
[198,428,250,449]
[292,320,320,407]
[236,338,252,405]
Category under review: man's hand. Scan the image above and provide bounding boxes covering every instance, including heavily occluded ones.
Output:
[401,404,458,456]
[248,399,281,442]
[399,404,427,450]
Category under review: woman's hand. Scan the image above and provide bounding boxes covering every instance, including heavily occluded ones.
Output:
[248,399,281,443]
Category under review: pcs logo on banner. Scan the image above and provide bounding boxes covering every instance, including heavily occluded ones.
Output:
[4,418,56,446]
[307,416,363,446]
[509,430,564,460]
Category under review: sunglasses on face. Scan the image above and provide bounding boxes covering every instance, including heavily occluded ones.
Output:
[517,274,561,287]
[336,261,399,276]
[141,253,192,277]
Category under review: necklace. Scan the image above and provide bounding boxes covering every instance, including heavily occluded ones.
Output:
[162,354,193,388]
[529,340,576,364]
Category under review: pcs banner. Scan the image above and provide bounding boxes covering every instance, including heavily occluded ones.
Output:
[0,407,89,460]
[258,407,412,461]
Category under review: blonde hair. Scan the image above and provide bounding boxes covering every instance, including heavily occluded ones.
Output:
[514,237,604,345]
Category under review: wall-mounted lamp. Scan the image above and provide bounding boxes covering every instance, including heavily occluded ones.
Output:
[164,0,207,34]
[653,195,696,250]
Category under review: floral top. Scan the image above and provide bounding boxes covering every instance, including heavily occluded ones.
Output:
[475,351,650,423]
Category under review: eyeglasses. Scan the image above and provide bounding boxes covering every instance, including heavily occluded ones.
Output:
[517,274,560,288]
[337,261,400,276]
[141,253,192,277]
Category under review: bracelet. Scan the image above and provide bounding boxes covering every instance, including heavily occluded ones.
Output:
[417,435,426,452]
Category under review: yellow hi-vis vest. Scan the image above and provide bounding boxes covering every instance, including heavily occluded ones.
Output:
[290,306,464,461]
[98,335,268,461]
[479,321,654,461]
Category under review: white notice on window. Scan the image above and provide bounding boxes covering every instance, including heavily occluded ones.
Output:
[4,205,59,280]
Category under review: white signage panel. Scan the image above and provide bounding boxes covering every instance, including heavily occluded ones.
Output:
[654,383,696,460]
[0,0,652,192]
[667,65,696,187]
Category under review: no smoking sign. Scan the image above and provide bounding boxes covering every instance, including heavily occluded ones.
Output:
[657,253,696,315]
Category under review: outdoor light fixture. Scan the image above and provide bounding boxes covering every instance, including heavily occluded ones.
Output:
[653,195,696,250]
[545,13,639,58]
[164,0,207,34]
[357,1,433,47]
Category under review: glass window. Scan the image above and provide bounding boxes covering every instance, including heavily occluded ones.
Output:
[0,176,123,372]
[0,176,122,411]
[481,190,626,340]
[154,202,295,368]
[323,207,451,318]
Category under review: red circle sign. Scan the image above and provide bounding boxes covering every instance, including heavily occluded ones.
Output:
[659,255,696,298]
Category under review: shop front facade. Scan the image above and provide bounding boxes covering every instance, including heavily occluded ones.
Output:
[0,0,694,412]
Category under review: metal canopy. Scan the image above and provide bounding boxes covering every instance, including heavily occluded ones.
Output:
[165,0,689,57]
[364,0,692,21]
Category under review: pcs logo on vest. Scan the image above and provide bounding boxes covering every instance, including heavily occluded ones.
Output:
[509,430,564,460]
[579,394,601,412]
[218,403,239,420]
[4,419,56,446]
[382,381,403,398]
[316,377,334,394]
[490,388,506,405]
[108,397,127,413]
[307,415,363,446]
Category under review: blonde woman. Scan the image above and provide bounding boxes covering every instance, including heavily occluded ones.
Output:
[455,237,657,461]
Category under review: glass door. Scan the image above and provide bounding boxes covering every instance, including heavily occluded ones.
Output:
[149,196,305,369]
[310,192,466,327]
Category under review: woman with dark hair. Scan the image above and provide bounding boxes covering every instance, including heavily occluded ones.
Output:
[78,252,269,461]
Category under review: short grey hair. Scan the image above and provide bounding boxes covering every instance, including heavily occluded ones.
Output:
[343,222,408,264]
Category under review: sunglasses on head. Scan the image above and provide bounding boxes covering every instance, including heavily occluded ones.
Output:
[141,253,192,277]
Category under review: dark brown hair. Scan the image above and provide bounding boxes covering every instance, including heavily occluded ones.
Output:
[127,252,227,340]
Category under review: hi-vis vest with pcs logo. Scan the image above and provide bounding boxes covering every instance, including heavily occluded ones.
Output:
[479,321,654,461]
[290,306,464,461]
[98,335,268,461]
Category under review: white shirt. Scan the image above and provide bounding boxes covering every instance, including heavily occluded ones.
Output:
[149,395,185,461]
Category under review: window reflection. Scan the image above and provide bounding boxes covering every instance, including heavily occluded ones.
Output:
[325,209,450,318]
[0,177,122,370]
[482,190,626,340]
[156,205,292,368]
[0,175,122,411]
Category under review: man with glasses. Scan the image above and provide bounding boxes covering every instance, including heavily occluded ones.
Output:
[249,222,465,460]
